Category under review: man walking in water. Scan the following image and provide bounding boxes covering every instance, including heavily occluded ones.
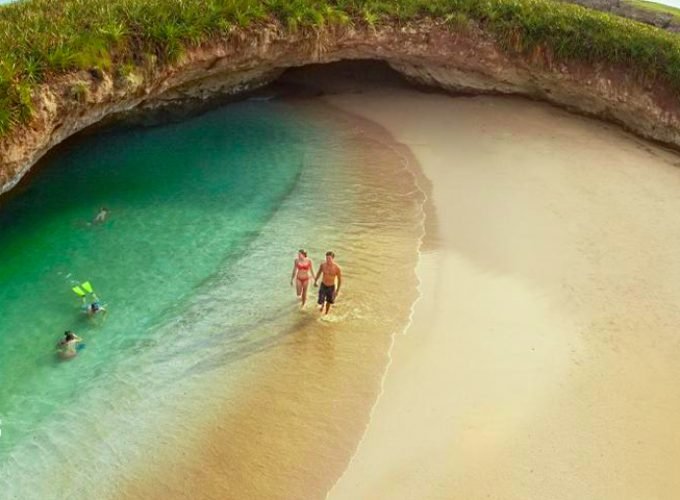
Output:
[314,251,342,315]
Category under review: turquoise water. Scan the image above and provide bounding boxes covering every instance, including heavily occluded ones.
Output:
[0,95,423,498]
[0,101,324,494]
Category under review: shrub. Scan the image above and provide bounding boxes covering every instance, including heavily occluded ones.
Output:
[69,81,89,103]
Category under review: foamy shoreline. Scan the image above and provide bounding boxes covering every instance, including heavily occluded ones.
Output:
[115,98,425,500]
[327,89,680,499]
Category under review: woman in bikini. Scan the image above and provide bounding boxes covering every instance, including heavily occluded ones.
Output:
[290,249,314,308]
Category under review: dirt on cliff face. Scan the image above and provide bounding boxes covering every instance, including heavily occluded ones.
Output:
[2,19,680,197]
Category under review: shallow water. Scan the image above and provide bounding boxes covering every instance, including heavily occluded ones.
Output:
[0,100,311,446]
[0,98,423,498]
[325,89,680,500]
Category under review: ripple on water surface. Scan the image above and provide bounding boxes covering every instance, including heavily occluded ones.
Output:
[0,98,424,498]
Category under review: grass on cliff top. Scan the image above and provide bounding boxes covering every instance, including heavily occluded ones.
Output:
[624,0,680,21]
[1,0,680,136]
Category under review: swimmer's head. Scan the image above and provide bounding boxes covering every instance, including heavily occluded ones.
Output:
[298,249,307,258]
[64,331,76,341]
[325,251,335,263]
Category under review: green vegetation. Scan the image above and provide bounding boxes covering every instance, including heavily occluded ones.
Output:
[624,0,680,22]
[69,81,89,103]
[1,0,680,136]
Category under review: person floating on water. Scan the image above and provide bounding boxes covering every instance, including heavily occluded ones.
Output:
[314,251,342,315]
[87,299,105,316]
[72,281,106,315]
[57,330,82,358]
[93,206,109,224]
[290,249,314,308]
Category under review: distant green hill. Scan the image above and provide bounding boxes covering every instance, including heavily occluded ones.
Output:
[624,0,680,20]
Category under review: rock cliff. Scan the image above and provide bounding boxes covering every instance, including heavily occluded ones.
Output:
[2,19,679,195]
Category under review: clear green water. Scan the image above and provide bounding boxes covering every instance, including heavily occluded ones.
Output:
[0,100,332,494]
[0,96,423,499]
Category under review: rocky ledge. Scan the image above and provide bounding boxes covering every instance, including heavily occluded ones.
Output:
[2,19,680,195]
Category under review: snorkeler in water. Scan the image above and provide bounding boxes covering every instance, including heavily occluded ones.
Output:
[87,299,106,315]
[57,330,82,358]
[58,330,81,347]
[72,281,106,315]
[93,206,109,224]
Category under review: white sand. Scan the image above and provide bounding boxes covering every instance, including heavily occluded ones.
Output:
[327,90,680,500]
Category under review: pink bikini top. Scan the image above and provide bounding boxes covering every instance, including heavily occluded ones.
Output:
[296,260,311,271]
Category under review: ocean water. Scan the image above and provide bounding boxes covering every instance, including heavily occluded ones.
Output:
[0,98,423,498]
[0,101,312,488]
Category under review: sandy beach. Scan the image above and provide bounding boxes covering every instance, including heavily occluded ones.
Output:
[113,98,424,500]
[5,1,680,495]
[326,89,680,499]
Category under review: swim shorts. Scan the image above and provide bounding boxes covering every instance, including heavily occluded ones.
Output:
[318,283,335,305]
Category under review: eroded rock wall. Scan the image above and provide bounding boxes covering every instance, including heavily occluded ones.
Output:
[1,20,679,195]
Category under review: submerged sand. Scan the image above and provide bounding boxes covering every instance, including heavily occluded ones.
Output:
[327,90,680,499]
[109,60,680,498]
[117,100,424,500]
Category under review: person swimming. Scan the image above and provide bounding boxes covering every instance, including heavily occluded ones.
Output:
[290,249,314,308]
[93,206,109,224]
[85,297,107,316]
[57,330,82,358]
[72,281,106,315]
[88,300,105,315]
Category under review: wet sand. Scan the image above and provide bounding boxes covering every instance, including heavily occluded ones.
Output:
[327,90,680,499]
[117,101,424,500]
